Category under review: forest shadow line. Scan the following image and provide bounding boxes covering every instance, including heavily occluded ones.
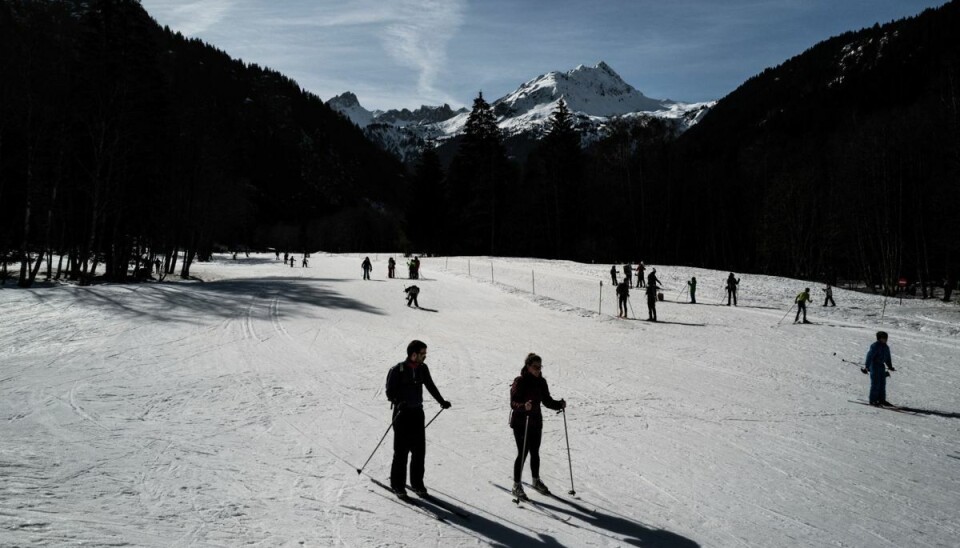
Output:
[61,276,384,323]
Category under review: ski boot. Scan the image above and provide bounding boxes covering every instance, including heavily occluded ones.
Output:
[532,478,551,495]
[410,484,428,497]
[512,482,529,502]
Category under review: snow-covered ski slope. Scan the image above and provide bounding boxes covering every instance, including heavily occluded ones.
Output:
[2,253,958,547]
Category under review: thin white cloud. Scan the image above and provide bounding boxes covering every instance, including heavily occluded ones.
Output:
[382,0,466,104]
[151,0,235,36]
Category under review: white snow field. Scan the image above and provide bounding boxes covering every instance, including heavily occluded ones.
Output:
[2,253,958,547]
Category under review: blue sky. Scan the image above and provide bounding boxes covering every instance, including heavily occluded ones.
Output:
[140,0,947,110]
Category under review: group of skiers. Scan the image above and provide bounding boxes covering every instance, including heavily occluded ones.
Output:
[384,341,565,501]
[610,261,650,288]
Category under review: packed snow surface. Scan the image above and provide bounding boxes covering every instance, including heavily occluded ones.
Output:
[2,254,958,547]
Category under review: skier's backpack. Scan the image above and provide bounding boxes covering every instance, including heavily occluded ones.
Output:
[385,362,403,403]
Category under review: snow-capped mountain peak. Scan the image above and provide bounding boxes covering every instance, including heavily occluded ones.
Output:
[496,61,670,118]
[327,92,375,127]
[328,61,714,161]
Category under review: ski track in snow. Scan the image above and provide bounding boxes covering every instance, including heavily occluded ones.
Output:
[2,253,959,547]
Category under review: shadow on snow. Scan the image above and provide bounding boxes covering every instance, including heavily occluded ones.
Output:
[43,277,384,322]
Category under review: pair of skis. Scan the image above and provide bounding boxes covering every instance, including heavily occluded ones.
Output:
[368,478,470,521]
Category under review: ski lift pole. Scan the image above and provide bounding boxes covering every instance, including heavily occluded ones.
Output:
[598,281,603,314]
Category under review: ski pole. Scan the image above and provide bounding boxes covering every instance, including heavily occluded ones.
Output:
[357,409,401,475]
[674,285,686,302]
[776,303,796,327]
[627,296,635,319]
[562,408,576,496]
[424,408,444,429]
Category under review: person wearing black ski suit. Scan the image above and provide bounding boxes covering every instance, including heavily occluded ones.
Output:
[510,353,565,499]
[385,340,451,496]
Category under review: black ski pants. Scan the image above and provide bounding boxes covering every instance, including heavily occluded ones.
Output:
[727,288,737,306]
[795,301,807,322]
[406,294,419,307]
[618,296,628,316]
[823,295,835,306]
[513,422,543,482]
[647,296,657,321]
[391,407,426,490]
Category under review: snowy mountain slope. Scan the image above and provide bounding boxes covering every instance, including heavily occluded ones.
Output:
[2,254,958,546]
[328,62,714,160]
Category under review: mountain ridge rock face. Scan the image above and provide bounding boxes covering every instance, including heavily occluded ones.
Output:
[328,61,713,161]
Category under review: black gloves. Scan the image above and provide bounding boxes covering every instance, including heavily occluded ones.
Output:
[861,368,868,374]
[559,399,567,409]
[887,365,896,372]
[441,400,452,409]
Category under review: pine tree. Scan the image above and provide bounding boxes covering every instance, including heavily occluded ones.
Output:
[447,92,508,254]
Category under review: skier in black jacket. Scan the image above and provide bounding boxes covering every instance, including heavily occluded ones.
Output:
[384,340,451,498]
[509,353,565,501]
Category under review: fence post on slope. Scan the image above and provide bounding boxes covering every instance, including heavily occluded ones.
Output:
[599,281,603,314]
[532,270,536,295]
[491,262,494,283]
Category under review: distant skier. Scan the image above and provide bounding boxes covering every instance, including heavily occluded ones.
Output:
[509,353,566,501]
[687,276,697,304]
[647,268,662,290]
[413,256,421,279]
[154,258,162,274]
[623,263,632,287]
[861,331,895,406]
[725,273,740,306]
[362,257,372,280]
[388,257,396,279]
[822,284,836,306]
[794,287,812,324]
[636,262,646,288]
[616,280,630,318]
[404,285,420,308]
[284,252,288,264]
[289,256,295,267]
[645,283,658,321]
[610,265,618,286]
[275,251,280,260]
[385,340,451,498]
[302,257,308,268]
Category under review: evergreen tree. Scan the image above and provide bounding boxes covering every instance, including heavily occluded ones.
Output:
[446,92,509,254]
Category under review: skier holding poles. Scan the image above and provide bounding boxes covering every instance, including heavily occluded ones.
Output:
[510,353,566,501]
[616,279,630,318]
[687,276,697,304]
[794,287,812,324]
[861,331,896,406]
[725,272,740,306]
[384,340,452,498]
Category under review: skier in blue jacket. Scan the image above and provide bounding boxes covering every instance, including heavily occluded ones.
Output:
[861,331,896,406]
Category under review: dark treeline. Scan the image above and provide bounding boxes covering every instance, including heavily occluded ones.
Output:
[0,0,405,287]
[415,2,959,293]
[3,1,958,293]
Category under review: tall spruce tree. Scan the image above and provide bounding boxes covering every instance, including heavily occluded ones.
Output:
[542,99,581,257]
[446,92,508,254]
